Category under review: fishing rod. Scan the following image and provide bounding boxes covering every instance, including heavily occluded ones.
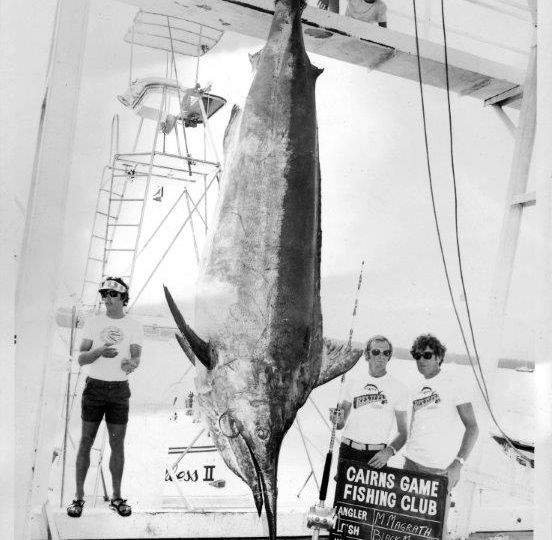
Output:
[307,261,365,540]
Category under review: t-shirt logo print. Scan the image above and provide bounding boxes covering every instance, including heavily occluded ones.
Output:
[353,383,388,408]
[100,325,125,345]
[413,386,441,411]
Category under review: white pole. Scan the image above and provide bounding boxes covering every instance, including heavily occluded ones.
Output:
[486,23,536,380]
[535,0,552,537]
[14,0,90,538]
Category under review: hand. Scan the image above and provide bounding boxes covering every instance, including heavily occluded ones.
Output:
[368,447,394,469]
[121,357,138,374]
[317,0,329,9]
[99,343,118,358]
[445,460,463,489]
[329,407,344,424]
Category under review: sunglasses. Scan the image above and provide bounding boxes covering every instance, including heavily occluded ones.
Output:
[370,349,391,357]
[100,290,121,298]
[412,351,434,360]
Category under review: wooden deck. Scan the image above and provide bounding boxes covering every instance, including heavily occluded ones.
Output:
[116,0,523,107]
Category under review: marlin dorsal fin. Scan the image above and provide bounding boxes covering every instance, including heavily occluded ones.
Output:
[315,338,363,387]
[163,285,215,370]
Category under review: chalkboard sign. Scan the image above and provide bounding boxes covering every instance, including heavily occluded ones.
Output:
[330,458,449,540]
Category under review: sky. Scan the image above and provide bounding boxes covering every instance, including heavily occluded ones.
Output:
[4,0,537,365]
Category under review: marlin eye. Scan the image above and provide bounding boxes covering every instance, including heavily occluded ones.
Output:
[219,412,242,438]
[256,426,270,440]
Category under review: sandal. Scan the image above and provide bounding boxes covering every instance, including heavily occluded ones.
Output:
[109,498,132,517]
[67,499,85,518]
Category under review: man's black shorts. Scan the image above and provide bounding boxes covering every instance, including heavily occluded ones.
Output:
[81,377,131,425]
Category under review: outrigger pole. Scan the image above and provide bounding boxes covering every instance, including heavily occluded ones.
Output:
[307,261,365,540]
[15,1,90,539]
[535,0,552,536]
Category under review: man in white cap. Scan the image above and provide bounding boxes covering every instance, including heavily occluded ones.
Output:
[330,335,408,469]
[67,277,143,518]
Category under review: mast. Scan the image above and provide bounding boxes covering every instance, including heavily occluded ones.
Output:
[534,0,552,536]
[14,1,90,538]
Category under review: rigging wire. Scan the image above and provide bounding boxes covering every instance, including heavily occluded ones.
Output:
[438,0,490,401]
[411,0,531,462]
[410,0,475,368]
[437,0,530,461]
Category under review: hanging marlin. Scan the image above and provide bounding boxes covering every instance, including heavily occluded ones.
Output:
[164,0,362,537]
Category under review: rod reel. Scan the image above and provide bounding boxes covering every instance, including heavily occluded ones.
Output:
[306,503,337,532]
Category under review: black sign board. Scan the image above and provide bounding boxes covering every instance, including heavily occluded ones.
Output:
[330,458,449,540]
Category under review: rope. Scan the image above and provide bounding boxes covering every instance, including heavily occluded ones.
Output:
[438,0,529,461]
[412,0,530,462]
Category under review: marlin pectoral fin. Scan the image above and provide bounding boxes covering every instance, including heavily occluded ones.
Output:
[175,333,195,366]
[315,338,364,387]
[163,285,215,370]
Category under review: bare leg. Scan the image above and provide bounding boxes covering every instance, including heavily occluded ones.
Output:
[328,0,339,13]
[75,420,101,499]
[106,422,127,499]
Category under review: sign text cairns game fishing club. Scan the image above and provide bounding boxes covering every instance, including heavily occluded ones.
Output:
[330,459,449,540]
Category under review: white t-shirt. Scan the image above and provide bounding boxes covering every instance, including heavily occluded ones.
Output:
[346,0,387,24]
[404,367,473,469]
[341,372,408,444]
[81,313,143,381]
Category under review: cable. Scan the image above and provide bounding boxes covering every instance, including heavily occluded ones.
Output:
[439,0,489,400]
[411,0,531,463]
[411,0,475,369]
[437,0,530,462]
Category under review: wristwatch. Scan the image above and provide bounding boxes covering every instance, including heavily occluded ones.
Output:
[388,445,397,456]
[454,456,465,466]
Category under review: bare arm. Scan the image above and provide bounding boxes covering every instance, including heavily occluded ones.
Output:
[446,402,479,488]
[368,409,407,469]
[455,402,479,461]
[389,410,408,452]
[78,338,118,366]
[121,344,142,374]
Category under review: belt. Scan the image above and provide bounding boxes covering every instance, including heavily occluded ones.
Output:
[342,437,386,451]
[86,377,128,387]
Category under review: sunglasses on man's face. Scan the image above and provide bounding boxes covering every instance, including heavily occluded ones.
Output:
[412,351,434,360]
[370,349,391,357]
[100,290,121,299]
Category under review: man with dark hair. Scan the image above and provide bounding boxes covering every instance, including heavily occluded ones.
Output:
[404,334,479,489]
[67,277,143,518]
[330,335,408,469]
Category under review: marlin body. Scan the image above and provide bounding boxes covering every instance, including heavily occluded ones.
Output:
[164,0,362,536]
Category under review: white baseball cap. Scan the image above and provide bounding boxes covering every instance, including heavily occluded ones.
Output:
[99,278,128,293]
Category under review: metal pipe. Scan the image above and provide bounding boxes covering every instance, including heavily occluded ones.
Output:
[60,305,77,507]
[171,428,206,469]
[184,190,200,263]
[128,87,167,291]
[129,175,217,309]
[295,417,320,492]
